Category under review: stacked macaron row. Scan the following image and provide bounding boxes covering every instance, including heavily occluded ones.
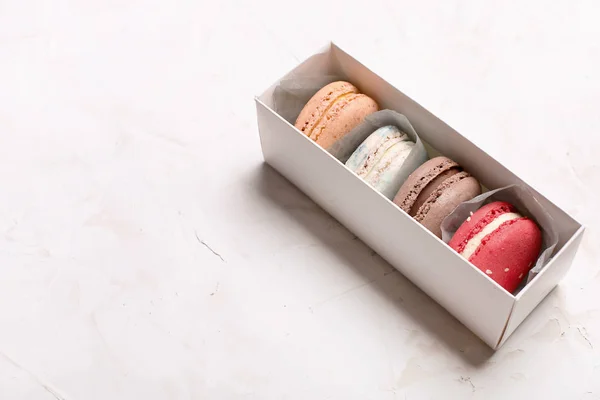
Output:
[294,80,544,293]
[294,80,484,239]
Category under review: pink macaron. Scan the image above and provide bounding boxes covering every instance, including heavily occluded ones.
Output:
[448,201,542,293]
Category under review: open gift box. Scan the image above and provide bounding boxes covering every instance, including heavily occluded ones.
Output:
[254,42,584,349]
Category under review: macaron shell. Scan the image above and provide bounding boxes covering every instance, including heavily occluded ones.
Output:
[294,81,358,135]
[409,167,459,216]
[365,141,414,198]
[448,201,515,252]
[393,156,460,214]
[468,217,542,293]
[293,81,379,149]
[416,174,482,238]
[314,94,378,148]
[345,125,415,199]
[345,125,407,175]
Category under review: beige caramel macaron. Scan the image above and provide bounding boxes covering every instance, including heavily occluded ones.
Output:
[294,81,379,149]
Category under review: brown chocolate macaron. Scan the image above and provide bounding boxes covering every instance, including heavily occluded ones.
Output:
[393,156,482,238]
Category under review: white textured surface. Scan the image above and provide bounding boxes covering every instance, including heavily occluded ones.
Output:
[0,1,599,399]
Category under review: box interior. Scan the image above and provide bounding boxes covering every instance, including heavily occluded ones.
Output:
[259,42,581,256]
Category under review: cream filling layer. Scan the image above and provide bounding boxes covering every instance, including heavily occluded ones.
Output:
[361,139,411,179]
[460,212,521,260]
[355,133,408,178]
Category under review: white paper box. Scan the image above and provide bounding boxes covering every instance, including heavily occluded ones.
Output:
[255,42,584,349]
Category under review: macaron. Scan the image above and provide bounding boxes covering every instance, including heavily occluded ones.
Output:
[294,81,379,149]
[393,156,481,238]
[448,201,543,293]
[345,125,415,199]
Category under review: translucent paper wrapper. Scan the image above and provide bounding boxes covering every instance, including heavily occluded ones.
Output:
[328,110,429,198]
[440,184,559,287]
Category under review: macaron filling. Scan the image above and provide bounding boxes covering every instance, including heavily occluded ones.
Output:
[469,217,529,263]
[346,126,412,175]
[364,141,414,188]
[297,82,359,136]
[300,91,357,135]
[357,134,411,178]
[311,93,363,142]
[408,167,461,215]
[397,159,460,214]
[414,171,471,222]
[460,212,522,259]
[453,202,515,254]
